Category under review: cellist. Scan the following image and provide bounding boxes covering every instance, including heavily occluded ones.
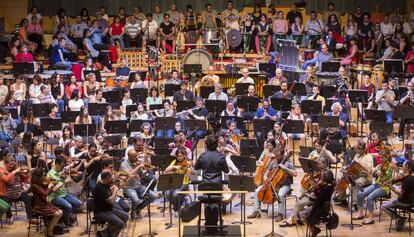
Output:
[334,139,373,206]
[248,141,297,222]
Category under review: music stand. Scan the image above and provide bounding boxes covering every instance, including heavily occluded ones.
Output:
[200,86,215,99]
[364,109,386,122]
[40,118,62,132]
[349,89,368,137]
[164,84,181,97]
[205,100,226,115]
[321,85,336,98]
[103,90,122,107]
[263,85,280,98]
[383,59,404,75]
[253,119,275,141]
[235,83,254,96]
[394,105,414,146]
[240,146,263,160]
[158,174,185,229]
[259,63,276,75]
[270,98,292,112]
[128,71,147,82]
[126,105,137,118]
[151,155,176,173]
[104,120,128,134]
[88,103,109,116]
[299,146,314,158]
[176,101,195,112]
[220,116,244,129]
[139,178,157,237]
[130,88,148,103]
[290,83,307,98]
[369,121,393,139]
[318,116,339,129]
[283,120,305,166]
[229,175,256,230]
[154,138,174,150]
[61,111,79,123]
[183,64,202,74]
[325,99,337,113]
[130,119,153,132]
[32,103,50,118]
[300,100,322,115]
[184,119,206,137]
[298,158,320,174]
[321,61,340,73]
[240,138,259,148]
[12,62,34,74]
[237,96,259,112]
[230,156,257,174]
[149,104,163,111]
[83,70,102,82]
[154,117,177,133]
[74,124,97,137]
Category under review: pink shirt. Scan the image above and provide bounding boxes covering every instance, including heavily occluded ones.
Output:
[15,52,34,63]
[26,23,43,35]
[273,20,287,34]
[405,51,414,73]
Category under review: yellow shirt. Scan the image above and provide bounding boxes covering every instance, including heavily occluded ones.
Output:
[169,159,191,185]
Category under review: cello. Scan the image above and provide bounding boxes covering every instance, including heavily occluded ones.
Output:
[257,148,293,205]
[254,154,273,187]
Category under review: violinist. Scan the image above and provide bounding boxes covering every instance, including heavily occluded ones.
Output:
[69,136,87,160]
[280,169,335,232]
[248,142,297,222]
[383,160,414,231]
[0,156,31,224]
[272,81,293,100]
[307,139,337,168]
[83,143,103,190]
[131,122,154,148]
[217,132,240,175]
[93,169,129,237]
[222,119,241,146]
[165,148,193,213]
[354,148,394,225]
[170,134,193,161]
[121,149,158,220]
[31,168,63,237]
[272,122,288,147]
[47,156,82,227]
[334,140,374,206]
[366,132,382,165]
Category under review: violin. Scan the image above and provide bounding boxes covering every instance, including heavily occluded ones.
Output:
[41,177,59,186]
[176,159,191,174]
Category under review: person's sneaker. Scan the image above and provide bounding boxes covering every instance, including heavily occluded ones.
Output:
[247,211,261,219]
[396,217,407,231]
[274,214,283,222]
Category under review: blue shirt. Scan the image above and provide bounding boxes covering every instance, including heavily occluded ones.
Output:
[255,107,278,119]
[50,44,65,64]
[116,67,130,77]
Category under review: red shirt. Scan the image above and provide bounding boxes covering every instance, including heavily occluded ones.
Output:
[110,23,125,36]
[360,83,375,97]
[367,142,381,165]
[405,50,414,73]
[15,52,34,63]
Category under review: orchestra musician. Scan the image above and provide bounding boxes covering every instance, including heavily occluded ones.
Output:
[83,145,104,190]
[165,148,193,213]
[154,100,175,138]
[287,104,306,146]
[221,100,241,117]
[131,103,152,120]
[208,83,228,101]
[236,68,254,84]
[308,139,337,168]
[183,97,208,143]
[358,73,376,116]
[268,68,287,86]
[248,142,297,222]
[272,81,293,100]
[47,156,82,227]
[173,81,195,102]
[298,65,317,100]
[375,80,395,124]
[334,140,374,206]
[221,119,241,146]
[217,131,240,175]
[383,160,414,231]
[366,132,382,165]
[194,135,229,235]
[196,66,220,96]
[93,169,129,237]
[170,132,193,160]
[398,81,414,139]
[121,149,159,220]
[254,98,278,140]
[326,102,348,140]
[354,148,394,225]
[31,168,63,237]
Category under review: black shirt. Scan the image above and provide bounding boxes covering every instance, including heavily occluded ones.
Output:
[160,22,175,35]
[93,182,112,213]
[191,107,209,118]
[359,22,374,36]
[194,150,229,183]
[400,176,414,204]
[173,90,195,101]
[286,11,303,25]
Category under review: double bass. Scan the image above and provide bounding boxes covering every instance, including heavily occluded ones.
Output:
[257,149,293,205]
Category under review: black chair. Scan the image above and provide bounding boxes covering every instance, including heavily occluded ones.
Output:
[388,204,414,235]
[364,193,391,222]
[27,196,49,237]
[306,201,337,237]
[197,182,224,235]
[86,199,110,237]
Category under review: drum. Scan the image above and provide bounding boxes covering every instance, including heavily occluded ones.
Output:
[226,29,242,49]
[183,49,213,71]
[185,30,198,45]
[303,49,315,61]
[203,29,217,44]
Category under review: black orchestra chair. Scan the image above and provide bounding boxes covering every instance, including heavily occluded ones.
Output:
[363,192,392,222]
[27,196,49,237]
[197,182,224,235]
[388,204,414,235]
[305,201,338,237]
[86,198,110,237]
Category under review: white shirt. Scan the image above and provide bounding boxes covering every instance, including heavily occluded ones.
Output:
[142,20,159,38]
[380,22,394,37]
[68,99,85,111]
[236,76,254,84]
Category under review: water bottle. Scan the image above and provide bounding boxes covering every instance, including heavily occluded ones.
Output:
[39,62,44,73]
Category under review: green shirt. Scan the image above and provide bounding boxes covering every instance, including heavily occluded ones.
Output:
[376,166,393,194]
[47,168,67,202]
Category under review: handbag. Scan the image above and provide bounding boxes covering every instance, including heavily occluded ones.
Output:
[180,201,201,222]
